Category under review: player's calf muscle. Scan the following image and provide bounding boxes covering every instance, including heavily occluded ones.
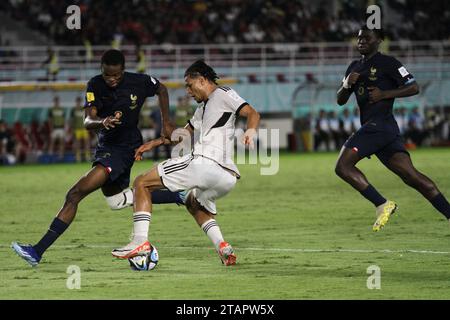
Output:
[405,173,439,199]
[65,186,83,205]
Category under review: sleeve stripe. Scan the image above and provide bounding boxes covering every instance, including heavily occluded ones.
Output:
[235,102,249,116]
[187,120,194,129]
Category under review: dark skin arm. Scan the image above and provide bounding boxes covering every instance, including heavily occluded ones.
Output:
[368,82,419,104]
[83,106,121,130]
[337,72,360,106]
[155,83,175,138]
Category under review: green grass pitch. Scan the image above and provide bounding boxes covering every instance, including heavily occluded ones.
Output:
[1,149,450,299]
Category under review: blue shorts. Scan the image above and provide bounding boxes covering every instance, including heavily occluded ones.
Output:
[92,145,135,190]
[344,122,409,165]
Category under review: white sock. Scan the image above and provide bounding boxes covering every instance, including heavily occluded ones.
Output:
[123,188,134,206]
[132,211,151,243]
[201,219,224,250]
[105,188,134,210]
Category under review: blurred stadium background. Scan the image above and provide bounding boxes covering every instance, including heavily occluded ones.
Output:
[0,0,449,165]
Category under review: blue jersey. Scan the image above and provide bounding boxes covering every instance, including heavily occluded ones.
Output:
[344,52,416,127]
[84,72,160,148]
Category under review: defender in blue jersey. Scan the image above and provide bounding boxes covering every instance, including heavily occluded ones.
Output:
[335,26,450,231]
[11,50,183,266]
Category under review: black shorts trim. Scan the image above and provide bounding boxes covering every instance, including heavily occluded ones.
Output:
[159,176,168,189]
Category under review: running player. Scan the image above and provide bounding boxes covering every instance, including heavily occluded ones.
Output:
[12,49,183,266]
[111,60,260,266]
[47,96,66,160]
[335,26,450,231]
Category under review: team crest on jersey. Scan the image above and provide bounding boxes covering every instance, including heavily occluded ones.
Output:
[130,94,138,109]
[86,92,95,102]
[368,67,377,81]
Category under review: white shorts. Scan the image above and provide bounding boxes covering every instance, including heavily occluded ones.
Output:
[51,128,65,140]
[157,154,237,214]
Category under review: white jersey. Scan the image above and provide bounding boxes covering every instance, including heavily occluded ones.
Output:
[188,86,247,177]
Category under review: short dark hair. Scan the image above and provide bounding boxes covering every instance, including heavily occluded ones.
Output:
[184,60,219,84]
[359,25,385,40]
[101,49,125,67]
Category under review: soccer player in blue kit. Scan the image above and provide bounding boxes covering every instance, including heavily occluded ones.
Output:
[335,26,450,231]
[11,50,184,266]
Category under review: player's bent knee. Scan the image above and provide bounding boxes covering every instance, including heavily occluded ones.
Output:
[134,170,163,192]
[335,163,348,178]
[133,175,145,188]
[185,193,195,213]
[185,193,201,215]
[133,174,151,190]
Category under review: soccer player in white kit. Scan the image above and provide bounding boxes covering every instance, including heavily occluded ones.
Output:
[112,60,260,265]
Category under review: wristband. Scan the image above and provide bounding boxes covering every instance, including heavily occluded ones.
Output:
[342,75,351,89]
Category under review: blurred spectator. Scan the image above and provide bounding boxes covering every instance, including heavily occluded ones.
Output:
[4,1,447,46]
[294,113,312,152]
[328,111,341,150]
[0,39,18,65]
[83,39,93,64]
[314,109,330,151]
[425,107,448,145]
[48,96,66,160]
[42,47,59,81]
[135,44,147,73]
[139,101,157,158]
[0,120,16,165]
[150,103,170,160]
[394,107,409,137]
[406,107,427,146]
[175,96,194,128]
[352,108,361,131]
[29,119,45,152]
[443,112,450,142]
[13,122,30,163]
[71,96,91,162]
[340,108,353,142]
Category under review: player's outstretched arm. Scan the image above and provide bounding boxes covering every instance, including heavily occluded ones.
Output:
[135,124,192,161]
[134,137,167,161]
[83,105,121,130]
[238,104,260,148]
[155,83,175,138]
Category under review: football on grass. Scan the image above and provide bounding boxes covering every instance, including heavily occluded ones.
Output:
[128,245,159,271]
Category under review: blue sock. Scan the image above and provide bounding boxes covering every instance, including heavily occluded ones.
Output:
[430,193,450,219]
[33,218,69,257]
[360,184,386,207]
[151,190,185,205]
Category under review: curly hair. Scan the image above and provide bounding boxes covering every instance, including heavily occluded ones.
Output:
[184,60,219,84]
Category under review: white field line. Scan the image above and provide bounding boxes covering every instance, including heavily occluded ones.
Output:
[2,244,450,255]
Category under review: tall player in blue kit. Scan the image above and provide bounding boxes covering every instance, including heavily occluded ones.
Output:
[335,26,450,231]
[11,50,184,266]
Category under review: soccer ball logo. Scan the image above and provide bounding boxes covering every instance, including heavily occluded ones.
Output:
[128,245,159,271]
